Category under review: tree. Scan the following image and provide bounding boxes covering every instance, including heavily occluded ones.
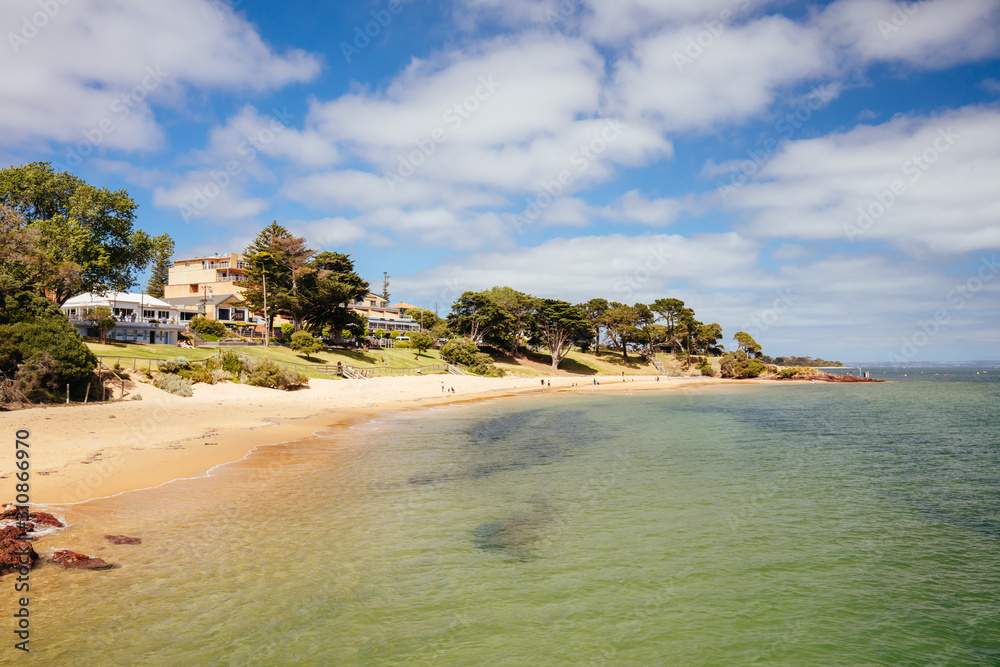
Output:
[0,162,155,302]
[695,323,725,356]
[406,307,442,331]
[650,298,688,354]
[719,350,766,379]
[290,331,323,360]
[86,306,117,344]
[1,203,77,296]
[734,331,762,358]
[486,286,536,356]
[381,271,390,301]
[241,224,368,336]
[577,298,609,353]
[0,289,97,400]
[440,337,504,377]
[145,233,174,298]
[530,299,591,370]
[603,302,641,360]
[409,331,433,355]
[446,291,514,344]
[632,303,658,356]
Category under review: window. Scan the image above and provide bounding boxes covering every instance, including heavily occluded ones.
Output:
[217,308,230,321]
[189,284,199,293]
[180,312,196,321]
[233,310,245,321]
[143,310,155,318]
[158,311,170,319]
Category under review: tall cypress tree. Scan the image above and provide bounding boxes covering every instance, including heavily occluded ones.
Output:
[145,233,174,298]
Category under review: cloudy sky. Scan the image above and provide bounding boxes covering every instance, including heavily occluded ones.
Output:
[2,0,998,362]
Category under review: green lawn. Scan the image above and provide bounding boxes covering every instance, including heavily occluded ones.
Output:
[491,347,661,377]
[84,341,445,377]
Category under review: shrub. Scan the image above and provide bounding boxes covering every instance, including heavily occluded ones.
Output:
[719,351,767,379]
[210,368,232,383]
[219,350,244,374]
[440,337,480,366]
[12,353,62,402]
[471,352,505,377]
[394,340,411,349]
[695,360,715,377]
[154,373,193,396]
[777,366,819,378]
[0,290,97,390]
[280,323,294,336]
[157,357,191,373]
[245,360,307,390]
[190,316,226,338]
[178,365,213,384]
[131,393,143,401]
[290,331,323,358]
[409,331,433,354]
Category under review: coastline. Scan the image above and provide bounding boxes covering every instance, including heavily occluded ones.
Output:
[0,374,744,507]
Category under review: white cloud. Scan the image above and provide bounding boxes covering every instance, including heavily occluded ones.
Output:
[819,0,1000,68]
[729,106,1000,254]
[611,16,830,132]
[0,0,320,152]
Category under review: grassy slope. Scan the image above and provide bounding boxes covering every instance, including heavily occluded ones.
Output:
[492,347,661,377]
[85,341,445,377]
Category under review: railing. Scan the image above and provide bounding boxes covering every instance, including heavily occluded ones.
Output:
[448,363,469,375]
[650,355,666,374]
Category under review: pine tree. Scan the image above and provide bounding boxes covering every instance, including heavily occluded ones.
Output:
[145,233,174,298]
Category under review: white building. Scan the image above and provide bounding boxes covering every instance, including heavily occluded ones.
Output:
[61,292,186,345]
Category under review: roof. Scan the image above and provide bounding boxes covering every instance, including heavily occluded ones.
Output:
[62,292,176,309]
[390,302,418,309]
[162,294,243,307]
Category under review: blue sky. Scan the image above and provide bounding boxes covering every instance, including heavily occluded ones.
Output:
[2,0,999,362]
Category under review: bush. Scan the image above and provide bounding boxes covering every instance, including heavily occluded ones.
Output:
[190,316,226,338]
[154,373,193,396]
[695,360,715,377]
[719,351,767,379]
[178,365,213,384]
[157,357,191,372]
[290,331,323,358]
[471,352,505,377]
[777,366,819,378]
[280,323,295,336]
[219,350,245,374]
[0,290,97,391]
[12,353,62,402]
[394,340,411,349]
[210,368,232,383]
[440,337,481,366]
[245,360,307,390]
[132,393,143,400]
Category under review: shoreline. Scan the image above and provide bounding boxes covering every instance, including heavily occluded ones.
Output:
[1,374,773,507]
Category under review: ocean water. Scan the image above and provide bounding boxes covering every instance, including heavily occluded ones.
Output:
[19,370,1000,665]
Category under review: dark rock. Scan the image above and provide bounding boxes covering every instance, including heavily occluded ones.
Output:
[0,506,65,528]
[0,525,37,576]
[51,550,114,570]
[105,534,141,545]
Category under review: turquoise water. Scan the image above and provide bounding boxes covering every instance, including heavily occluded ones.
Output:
[23,372,1000,665]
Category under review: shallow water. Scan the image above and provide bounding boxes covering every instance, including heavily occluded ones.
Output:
[14,373,1000,665]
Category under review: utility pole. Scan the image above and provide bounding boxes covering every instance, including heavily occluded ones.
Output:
[262,271,269,347]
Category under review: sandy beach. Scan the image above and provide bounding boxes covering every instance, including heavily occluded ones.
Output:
[0,373,732,506]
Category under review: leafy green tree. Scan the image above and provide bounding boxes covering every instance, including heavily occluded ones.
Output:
[651,298,688,353]
[1,203,77,296]
[0,162,155,301]
[632,303,659,356]
[486,286,536,356]
[144,233,174,299]
[86,306,117,344]
[719,350,766,378]
[374,328,386,339]
[440,337,503,377]
[241,224,367,336]
[192,316,227,338]
[603,302,641,360]
[290,331,323,360]
[577,298,609,353]
[695,323,725,356]
[531,299,591,370]
[0,289,97,400]
[734,331,762,358]
[409,331,433,355]
[446,291,514,344]
[406,307,442,331]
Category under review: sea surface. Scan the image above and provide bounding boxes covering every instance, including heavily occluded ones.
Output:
[16,368,1000,665]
